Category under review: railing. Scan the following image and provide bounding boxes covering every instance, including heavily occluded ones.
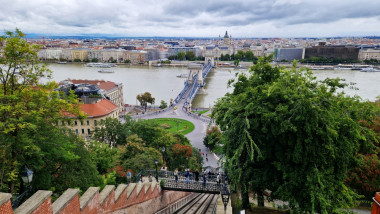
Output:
[154,193,198,214]
[134,168,145,183]
[144,169,221,183]
[162,179,222,194]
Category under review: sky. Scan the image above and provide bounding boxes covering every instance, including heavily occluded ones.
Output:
[1,0,380,38]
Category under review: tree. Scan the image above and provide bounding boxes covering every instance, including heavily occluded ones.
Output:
[93,117,131,147]
[185,51,196,61]
[177,52,186,61]
[159,100,168,109]
[0,29,84,194]
[212,56,379,212]
[245,50,254,61]
[136,92,155,111]
[203,126,222,151]
[91,58,99,62]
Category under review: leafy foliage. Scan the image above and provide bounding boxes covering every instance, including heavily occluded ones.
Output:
[213,56,379,212]
[136,92,155,111]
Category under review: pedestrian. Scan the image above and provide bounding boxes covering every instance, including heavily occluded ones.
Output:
[217,173,221,185]
[174,168,179,183]
[194,169,199,182]
[203,173,206,187]
[185,169,190,184]
[140,174,143,183]
[206,157,208,162]
[148,173,153,182]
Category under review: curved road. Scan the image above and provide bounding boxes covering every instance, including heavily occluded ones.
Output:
[132,91,220,170]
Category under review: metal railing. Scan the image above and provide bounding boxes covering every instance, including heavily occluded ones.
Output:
[162,179,222,194]
[144,169,222,183]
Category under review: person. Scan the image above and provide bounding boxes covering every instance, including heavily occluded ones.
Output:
[206,157,208,162]
[194,169,199,182]
[185,169,190,184]
[140,174,143,183]
[148,173,153,182]
[202,173,206,187]
[174,168,179,183]
[217,173,221,185]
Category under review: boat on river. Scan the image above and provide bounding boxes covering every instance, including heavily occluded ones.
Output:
[176,74,188,78]
[86,63,116,68]
[98,69,115,73]
[360,67,380,72]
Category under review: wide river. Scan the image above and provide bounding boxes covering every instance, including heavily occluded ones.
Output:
[46,64,380,108]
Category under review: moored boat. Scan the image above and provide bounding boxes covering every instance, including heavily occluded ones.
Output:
[98,69,115,73]
[360,67,380,72]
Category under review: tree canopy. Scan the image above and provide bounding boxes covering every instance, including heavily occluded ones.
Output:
[136,92,155,111]
[212,56,379,213]
[0,29,98,195]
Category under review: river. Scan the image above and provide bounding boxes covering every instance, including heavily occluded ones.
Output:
[46,64,380,108]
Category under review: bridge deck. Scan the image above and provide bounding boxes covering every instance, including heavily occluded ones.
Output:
[162,179,222,194]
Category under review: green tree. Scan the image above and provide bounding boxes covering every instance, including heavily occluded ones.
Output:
[136,92,155,111]
[73,58,81,62]
[87,141,118,174]
[245,50,254,61]
[203,126,222,151]
[185,51,196,61]
[213,56,379,212]
[177,52,186,61]
[91,58,99,62]
[93,117,131,147]
[159,100,168,109]
[0,29,84,194]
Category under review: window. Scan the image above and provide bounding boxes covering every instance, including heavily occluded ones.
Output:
[61,121,65,126]
[94,120,97,126]
[74,121,78,126]
[80,121,83,125]
[88,129,91,134]
[81,129,85,134]
[75,129,78,134]
[87,120,90,125]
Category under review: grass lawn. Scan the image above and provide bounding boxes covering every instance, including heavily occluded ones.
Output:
[147,118,195,135]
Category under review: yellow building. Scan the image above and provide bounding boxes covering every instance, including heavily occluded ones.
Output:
[63,99,118,138]
[71,48,89,61]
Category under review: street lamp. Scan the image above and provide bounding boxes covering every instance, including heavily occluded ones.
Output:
[21,166,33,185]
[12,166,34,209]
[126,171,132,184]
[162,146,166,166]
[221,184,230,213]
[155,159,158,181]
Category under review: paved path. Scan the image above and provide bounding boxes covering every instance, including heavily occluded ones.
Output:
[135,105,219,169]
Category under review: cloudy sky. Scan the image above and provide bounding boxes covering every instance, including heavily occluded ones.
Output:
[1,0,379,38]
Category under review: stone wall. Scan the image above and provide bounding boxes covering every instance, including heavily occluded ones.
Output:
[0,181,190,214]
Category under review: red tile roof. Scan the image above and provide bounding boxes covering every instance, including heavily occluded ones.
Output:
[80,99,118,117]
[67,79,118,91]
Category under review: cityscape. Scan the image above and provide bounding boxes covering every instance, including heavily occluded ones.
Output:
[0,0,380,214]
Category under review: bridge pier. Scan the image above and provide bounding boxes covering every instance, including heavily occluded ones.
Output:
[187,64,203,85]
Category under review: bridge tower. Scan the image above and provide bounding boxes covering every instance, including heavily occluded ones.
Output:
[187,64,203,85]
[205,56,215,67]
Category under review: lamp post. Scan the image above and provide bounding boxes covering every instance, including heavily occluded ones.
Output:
[221,184,230,213]
[162,146,166,167]
[12,166,34,209]
[155,159,158,181]
[126,171,132,184]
